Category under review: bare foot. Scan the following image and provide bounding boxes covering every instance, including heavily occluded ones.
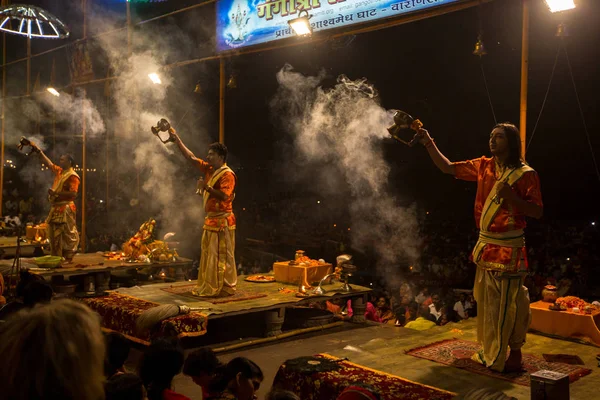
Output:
[504,349,523,372]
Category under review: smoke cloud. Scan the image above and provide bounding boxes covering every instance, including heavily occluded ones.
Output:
[5,6,215,253]
[272,65,421,284]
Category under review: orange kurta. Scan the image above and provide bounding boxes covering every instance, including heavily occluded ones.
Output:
[48,165,80,216]
[194,159,236,231]
[454,156,543,272]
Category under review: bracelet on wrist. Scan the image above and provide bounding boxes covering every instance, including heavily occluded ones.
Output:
[424,138,435,148]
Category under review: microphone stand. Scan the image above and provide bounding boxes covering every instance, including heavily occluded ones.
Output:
[8,224,25,299]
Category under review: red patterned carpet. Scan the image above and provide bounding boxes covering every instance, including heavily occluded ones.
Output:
[81,292,207,345]
[406,339,592,387]
[160,284,267,304]
[272,353,456,400]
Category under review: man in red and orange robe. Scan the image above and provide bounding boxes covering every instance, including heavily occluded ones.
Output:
[417,123,543,372]
[171,130,237,297]
[31,144,81,263]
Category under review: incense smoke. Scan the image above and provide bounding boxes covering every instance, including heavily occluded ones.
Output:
[272,65,421,282]
[5,6,216,254]
[93,15,211,243]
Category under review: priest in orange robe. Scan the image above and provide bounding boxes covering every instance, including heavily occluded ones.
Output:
[31,143,80,263]
[415,122,543,372]
[170,129,237,297]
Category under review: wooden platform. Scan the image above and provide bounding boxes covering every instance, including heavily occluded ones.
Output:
[113,278,371,319]
[29,253,193,278]
[107,278,372,341]
[0,236,43,258]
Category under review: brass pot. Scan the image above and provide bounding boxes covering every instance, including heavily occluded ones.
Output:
[541,285,558,303]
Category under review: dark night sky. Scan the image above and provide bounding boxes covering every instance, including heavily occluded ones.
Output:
[4,0,600,224]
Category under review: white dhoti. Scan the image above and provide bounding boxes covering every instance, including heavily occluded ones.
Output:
[46,202,79,260]
[192,214,237,297]
[472,267,531,371]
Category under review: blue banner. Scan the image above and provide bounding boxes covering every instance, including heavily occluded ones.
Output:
[216,0,463,52]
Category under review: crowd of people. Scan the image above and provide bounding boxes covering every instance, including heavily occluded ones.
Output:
[0,297,406,400]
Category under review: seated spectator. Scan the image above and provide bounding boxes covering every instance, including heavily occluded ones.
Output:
[374,296,395,324]
[466,294,477,317]
[138,339,189,400]
[405,301,418,323]
[105,373,147,400]
[208,357,263,400]
[4,213,21,228]
[0,299,106,400]
[265,388,301,400]
[438,307,451,326]
[183,347,222,399]
[404,306,437,331]
[428,294,443,322]
[0,277,53,321]
[415,287,431,305]
[326,298,353,321]
[105,332,131,379]
[453,293,472,320]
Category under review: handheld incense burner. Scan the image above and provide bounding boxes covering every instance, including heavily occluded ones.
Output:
[151,118,175,144]
[17,137,38,155]
[313,254,356,295]
[387,110,423,147]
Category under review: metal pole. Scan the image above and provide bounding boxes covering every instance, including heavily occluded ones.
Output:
[81,88,87,252]
[105,72,110,212]
[26,37,30,95]
[126,0,140,203]
[51,58,56,159]
[0,25,5,217]
[81,0,88,251]
[219,58,225,144]
[519,0,529,160]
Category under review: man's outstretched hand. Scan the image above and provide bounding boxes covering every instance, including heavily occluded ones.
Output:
[412,128,432,146]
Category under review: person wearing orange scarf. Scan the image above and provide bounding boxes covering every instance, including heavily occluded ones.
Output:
[31,143,80,263]
[170,129,237,297]
[415,123,543,372]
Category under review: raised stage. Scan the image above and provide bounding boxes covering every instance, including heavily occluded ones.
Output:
[82,278,372,345]
[0,236,43,259]
[0,253,194,294]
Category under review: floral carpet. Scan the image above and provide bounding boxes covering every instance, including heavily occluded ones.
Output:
[406,339,592,387]
[272,353,456,400]
[81,292,207,345]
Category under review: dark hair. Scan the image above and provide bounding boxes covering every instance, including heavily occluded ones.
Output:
[105,373,145,400]
[183,347,221,377]
[104,332,131,378]
[138,339,184,400]
[210,357,263,393]
[266,388,301,400]
[22,281,53,307]
[408,301,419,312]
[16,269,44,298]
[208,142,228,162]
[493,122,523,169]
[61,154,76,167]
[418,305,432,319]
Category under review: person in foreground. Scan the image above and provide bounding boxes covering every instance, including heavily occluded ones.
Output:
[415,123,543,372]
[170,128,237,297]
[207,357,263,400]
[0,299,106,400]
[138,339,190,400]
[31,142,80,263]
